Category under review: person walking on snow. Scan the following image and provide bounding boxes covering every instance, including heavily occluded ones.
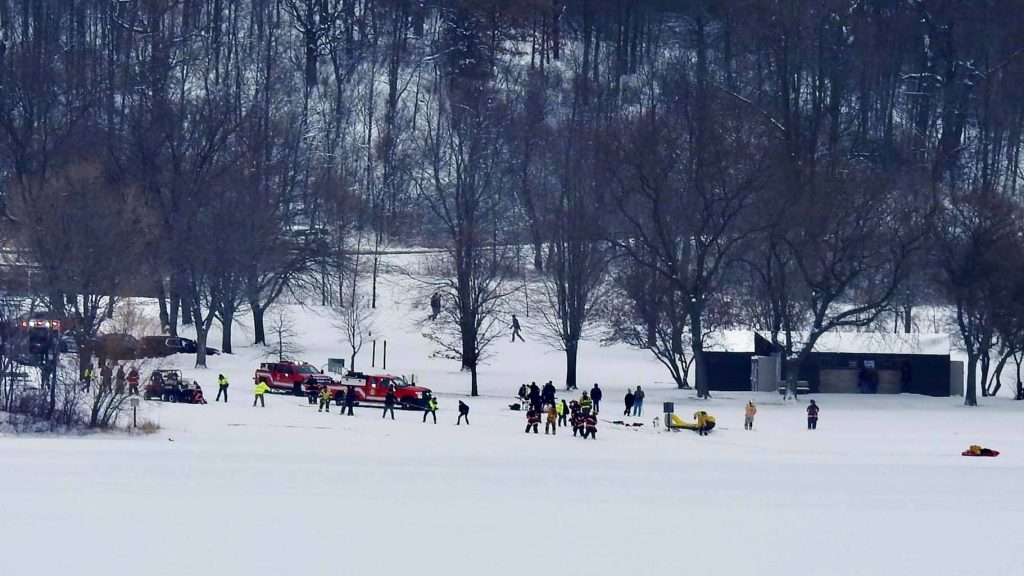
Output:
[624,389,635,416]
[806,400,819,430]
[632,386,645,416]
[216,374,229,402]
[253,380,270,407]
[430,292,442,321]
[127,367,141,395]
[590,383,603,415]
[744,401,757,430]
[525,407,541,433]
[457,401,470,425]
[422,393,438,423]
[510,314,524,342]
[318,386,333,413]
[382,386,397,420]
[545,404,557,435]
[557,399,568,427]
[343,386,357,416]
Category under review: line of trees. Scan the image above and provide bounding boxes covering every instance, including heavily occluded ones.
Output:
[2,2,1024,404]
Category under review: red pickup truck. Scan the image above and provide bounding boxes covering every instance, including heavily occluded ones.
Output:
[254,361,335,396]
[329,372,432,409]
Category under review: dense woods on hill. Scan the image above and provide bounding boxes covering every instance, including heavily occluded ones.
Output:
[2,0,1024,412]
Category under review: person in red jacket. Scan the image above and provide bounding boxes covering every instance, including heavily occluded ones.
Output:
[525,407,540,434]
[582,413,598,439]
[806,400,819,430]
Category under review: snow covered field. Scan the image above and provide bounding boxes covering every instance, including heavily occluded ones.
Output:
[2,264,1022,576]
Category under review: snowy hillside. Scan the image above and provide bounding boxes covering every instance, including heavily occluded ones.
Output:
[1,258,1022,576]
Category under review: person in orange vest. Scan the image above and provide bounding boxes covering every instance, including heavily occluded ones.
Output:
[525,407,540,434]
[544,404,557,435]
[744,401,757,430]
[806,400,819,430]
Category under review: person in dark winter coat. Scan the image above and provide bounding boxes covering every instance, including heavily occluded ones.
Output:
[382,387,397,420]
[590,384,603,414]
[343,386,357,415]
[528,382,541,404]
[430,292,442,321]
[632,386,645,416]
[541,381,556,405]
[517,384,529,403]
[511,314,524,342]
[624,389,635,416]
[807,400,819,430]
[305,376,319,404]
[525,407,540,433]
[457,401,470,425]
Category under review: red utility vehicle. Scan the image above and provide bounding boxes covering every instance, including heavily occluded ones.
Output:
[254,360,334,396]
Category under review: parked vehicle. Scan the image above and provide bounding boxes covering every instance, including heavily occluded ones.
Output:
[334,372,432,409]
[138,336,220,358]
[254,360,334,396]
[143,369,205,403]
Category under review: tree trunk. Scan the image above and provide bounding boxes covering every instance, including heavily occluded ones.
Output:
[221,305,235,354]
[470,363,479,397]
[690,311,710,399]
[157,283,170,332]
[565,339,578,391]
[965,353,978,406]
[169,293,180,336]
[251,303,266,345]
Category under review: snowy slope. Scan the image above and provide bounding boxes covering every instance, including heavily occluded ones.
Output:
[1,255,1022,576]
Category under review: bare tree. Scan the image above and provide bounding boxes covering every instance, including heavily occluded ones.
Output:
[267,308,303,362]
[333,293,376,371]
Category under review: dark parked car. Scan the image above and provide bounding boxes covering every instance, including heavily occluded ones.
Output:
[138,336,219,358]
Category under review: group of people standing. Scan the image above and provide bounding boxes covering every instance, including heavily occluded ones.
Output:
[82,362,141,396]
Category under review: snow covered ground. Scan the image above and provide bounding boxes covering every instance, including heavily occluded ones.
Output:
[1,261,1022,576]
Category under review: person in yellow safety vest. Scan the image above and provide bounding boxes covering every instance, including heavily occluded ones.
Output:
[556,399,567,427]
[216,374,229,403]
[422,395,438,424]
[82,366,94,392]
[579,392,593,415]
[744,401,757,430]
[253,381,270,407]
[318,386,333,413]
[695,411,709,436]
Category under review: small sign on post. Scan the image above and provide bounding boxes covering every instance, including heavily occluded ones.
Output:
[327,358,346,374]
[130,397,140,428]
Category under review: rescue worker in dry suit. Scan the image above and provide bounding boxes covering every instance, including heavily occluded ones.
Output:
[318,386,333,413]
[253,381,270,407]
[525,407,541,434]
[422,393,438,424]
[582,413,598,439]
[382,386,397,420]
[571,408,584,437]
[545,404,557,435]
[216,374,229,402]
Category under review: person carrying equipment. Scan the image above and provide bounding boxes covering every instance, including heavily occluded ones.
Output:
[423,394,438,424]
[744,401,757,430]
[318,386,333,413]
[216,374,229,402]
[253,380,270,407]
[457,401,470,425]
